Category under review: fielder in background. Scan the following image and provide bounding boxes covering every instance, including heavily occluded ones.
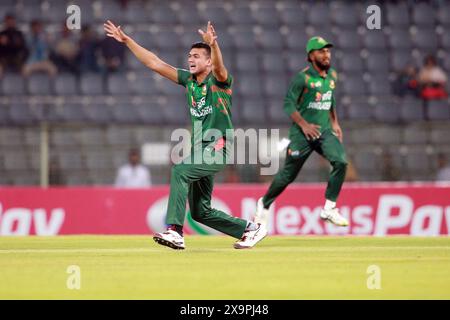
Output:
[255,37,349,228]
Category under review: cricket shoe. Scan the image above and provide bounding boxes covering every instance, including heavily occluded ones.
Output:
[254,197,269,226]
[234,223,268,249]
[153,229,185,250]
[320,208,349,227]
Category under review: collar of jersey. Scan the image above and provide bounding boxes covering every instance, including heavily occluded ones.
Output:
[193,71,212,86]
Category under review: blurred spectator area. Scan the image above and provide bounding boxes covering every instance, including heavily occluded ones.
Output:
[0,0,450,185]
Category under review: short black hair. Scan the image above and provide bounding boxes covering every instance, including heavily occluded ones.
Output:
[190,42,211,57]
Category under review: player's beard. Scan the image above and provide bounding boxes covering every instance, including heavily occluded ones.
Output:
[315,60,331,72]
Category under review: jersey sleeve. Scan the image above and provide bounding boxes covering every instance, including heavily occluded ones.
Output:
[284,73,305,116]
[177,68,191,87]
[211,73,233,89]
[330,69,338,110]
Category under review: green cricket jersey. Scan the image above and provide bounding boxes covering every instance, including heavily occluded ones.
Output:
[177,69,234,149]
[284,63,338,136]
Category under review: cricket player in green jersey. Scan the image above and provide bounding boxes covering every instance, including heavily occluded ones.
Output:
[255,36,349,227]
[104,20,267,249]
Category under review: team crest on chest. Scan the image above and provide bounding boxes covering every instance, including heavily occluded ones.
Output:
[330,80,335,89]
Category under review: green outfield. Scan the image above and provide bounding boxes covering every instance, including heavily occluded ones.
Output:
[0,236,449,299]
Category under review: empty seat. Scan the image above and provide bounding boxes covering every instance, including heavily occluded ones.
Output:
[59,103,86,122]
[27,73,52,95]
[235,52,259,73]
[240,99,267,124]
[161,99,190,125]
[341,77,367,96]
[391,50,414,71]
[368,76,393,95]
[51,130,79,146]
[307,3,332,28]
[232,29,257,50]
[82,104,112,124]
[0,105,9,125]
[373,126,402,145]
[85,152,113,170]
[353,149,381,172]
[347,102,373,120]
[177,7,204,26]
[412,3,436,27]
[278,5,306,27]
[111,104,139,124]
[2,74,26,95]
[430,127,450,145]
[252,6,280,27]
[388,30,413,51]
[154,30,180,50]
[263,74,288,98]
[228,5,255,25]
[336,30,362,52]
[286,54,307,72]
[235,73,263,97]
[366,53,390,74]
[437,4,450,27]
[0,128,23,146]
[284,32,308,51]
[403,125,429,144]
[373,103,401,123]
[128,72,159,96]
[9,103,42,125]
[124,2,151,23]
[259,30,284,52]
[80,73,104,95]
[405,150,432,173]
[79,128,106,146]
[200,6,230,27]
[339,53,364,73]
[151,7,178,25]
[107,74,130,95]
[97,1,124,23]
[56,152,84,170]
[441,33,450,50]
[53,73,78,95]
[105,127,134,146]
[267,99,290,124]
[413,28,439,51]
[363,31,387,52]
[332,6,360,28]
[426,100,450,120]
[399,98,425,122]
[132,31,157,50]
[386,3,410,28]
[136,102,165,125]
[261,53,286,73]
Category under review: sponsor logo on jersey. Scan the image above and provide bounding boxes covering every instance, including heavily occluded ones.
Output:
[194,96,206,109]
[191,105,213,117]
[308,90,333,111]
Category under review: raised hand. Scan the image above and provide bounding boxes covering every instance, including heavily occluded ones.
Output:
[103,20,129,43]
[198,21,217,46]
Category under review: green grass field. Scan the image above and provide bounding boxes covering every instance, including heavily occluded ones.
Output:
[0,236,449,299]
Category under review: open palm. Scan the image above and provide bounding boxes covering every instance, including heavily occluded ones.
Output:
[103,20,129,43]
[198,21,217,46]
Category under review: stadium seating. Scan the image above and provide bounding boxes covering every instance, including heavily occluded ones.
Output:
[0,0,449,185]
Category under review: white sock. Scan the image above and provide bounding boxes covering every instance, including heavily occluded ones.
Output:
[324,200,336,211]
[245,221,258,231]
